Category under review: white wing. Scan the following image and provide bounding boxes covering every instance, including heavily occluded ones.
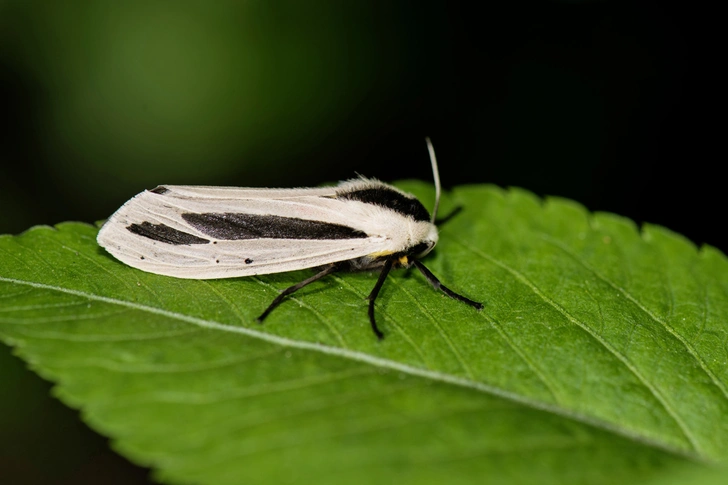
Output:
[97,184,409,279]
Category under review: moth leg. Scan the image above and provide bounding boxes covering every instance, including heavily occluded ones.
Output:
[434,205,463,226]
[257,264,339,322]
[412,260,483,310]
[366,258,394,340]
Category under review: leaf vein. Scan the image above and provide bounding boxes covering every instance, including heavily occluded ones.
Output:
[252,276,349,348]
[330,273,432,368]
[95,367,376,407]
[388,277,475,380]
[455,239,703,454]
[543,236,728,403]
[50,347,284,374]
[9,325,201,342]
[480,310,564,404]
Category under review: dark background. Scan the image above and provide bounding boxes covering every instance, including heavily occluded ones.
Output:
[0,1,722,483]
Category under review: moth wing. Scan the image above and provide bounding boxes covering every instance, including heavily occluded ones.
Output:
[138,185,370,228]
[97,186,396,279]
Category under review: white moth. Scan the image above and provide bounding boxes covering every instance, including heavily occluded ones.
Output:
[97,138,482,338]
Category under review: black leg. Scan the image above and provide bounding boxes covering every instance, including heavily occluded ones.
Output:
[257,264,339,322]
[413,260,483,310]
[435,206,463,226]
[366,258,394,340]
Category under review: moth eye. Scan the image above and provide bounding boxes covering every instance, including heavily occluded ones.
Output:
[410,241,435,259]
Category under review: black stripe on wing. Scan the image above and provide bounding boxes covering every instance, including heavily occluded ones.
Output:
[337,186,430,222]
[181,213,368,240]
[127,222,210,245]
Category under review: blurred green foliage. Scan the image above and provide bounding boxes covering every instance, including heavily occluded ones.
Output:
[1,1,436,211]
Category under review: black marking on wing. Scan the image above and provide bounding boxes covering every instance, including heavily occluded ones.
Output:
[149,186,170,195]
[127,222,210,245]
[337,187,430,222]
[182,213,369,240]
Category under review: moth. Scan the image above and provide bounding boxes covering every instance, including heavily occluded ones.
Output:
[97,138,482,338]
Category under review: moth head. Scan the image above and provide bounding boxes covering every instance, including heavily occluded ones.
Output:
[410,224,439,259]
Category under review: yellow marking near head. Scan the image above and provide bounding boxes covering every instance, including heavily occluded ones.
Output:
[398,256,409,266]
[368,250,395,258]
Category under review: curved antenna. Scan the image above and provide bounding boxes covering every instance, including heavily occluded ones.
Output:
[425,136,441,224]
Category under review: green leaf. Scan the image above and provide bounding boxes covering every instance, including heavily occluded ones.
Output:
[1,182,726,484]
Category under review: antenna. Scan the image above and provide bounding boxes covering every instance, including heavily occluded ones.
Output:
[425,136,441,224]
